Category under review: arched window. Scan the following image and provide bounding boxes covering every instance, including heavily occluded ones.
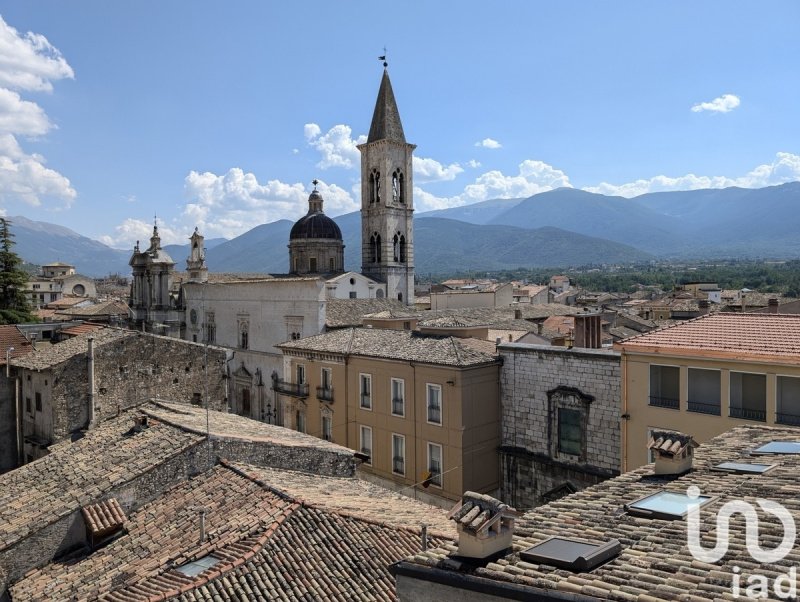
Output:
[398,292,403,302]
[329,257,335,272]
[399,171,405,203]
[241,389,251,417]
[370,169,381,204]
[369,171,375,204]
[392,169,405,204]
[370,235,377,263]
[393,234,400,262]
[399,235,407,262]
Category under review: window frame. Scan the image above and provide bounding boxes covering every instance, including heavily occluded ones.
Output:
[296,363,306,385]
[359,373,372,410]
[392,433,406,475]
[427,442,443,488]
[321,367,332,391]
[557,407,582,456]
[391,378,405,417]
[360,425,373,465]
[426,383,442,425]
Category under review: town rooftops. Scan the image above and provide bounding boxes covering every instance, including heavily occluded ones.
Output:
[9,327,135,370]
[279,327,499,367]
[615,312,800,363]
[0,325,33,364]
[325,298,408,328]
[11,460,453,602]
[393,424,800,601]
[55,299,130,317]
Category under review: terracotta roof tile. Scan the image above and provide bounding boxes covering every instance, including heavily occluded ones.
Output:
[82,498,127,536]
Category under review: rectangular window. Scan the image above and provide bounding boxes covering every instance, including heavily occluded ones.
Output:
[729,372,766,421]
[391,378,405,416]
[309,257,317,272]
[426,384,442,425]
[687,368,721,415]
[427,442,443,487]
[558,408,582,455]
[360,374,372,409]
[205,312,216,344]
[777,376,800,426]
[321,367,332,390]
[649,365,680,409]
[35,392,42,412]
[392,434,405,475]
[25,397,31,414]
[349,291,357,299]
[296,364,306,385]
[296,410,306,434]
[322,414,332,441]
[240,329,248,350]
[360,425,373,464]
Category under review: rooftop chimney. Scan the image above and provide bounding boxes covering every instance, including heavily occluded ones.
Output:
[537,322,543,336]
[768,298,780,314]
[572,313,602,349]
[647,430,698,475]
[698,299,710,315]
[514,308,522,320]
[448,491,521,559]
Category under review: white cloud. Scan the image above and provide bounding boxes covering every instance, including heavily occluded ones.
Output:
[99,218,184,249]
[0,16,75,209]
[304,122,366,169]
[414,159,572,211]
[413,156,463,183]
[583,152,800,197]
[691,93,740,113]
[0,133,75,206]
[177,167,358,239]
[475,138,502,149]
[467,159,481,168]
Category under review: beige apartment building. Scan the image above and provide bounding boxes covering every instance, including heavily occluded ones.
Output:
[275,328,501,506]
[616,313,800,469]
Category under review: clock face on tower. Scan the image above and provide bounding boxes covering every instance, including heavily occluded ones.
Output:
[190,309,197,324]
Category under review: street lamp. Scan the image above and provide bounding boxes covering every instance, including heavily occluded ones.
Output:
[6,346,14,378]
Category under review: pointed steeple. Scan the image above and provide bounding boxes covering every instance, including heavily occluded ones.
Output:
[367,69,406,143]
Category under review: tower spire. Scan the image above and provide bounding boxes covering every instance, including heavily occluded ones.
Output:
[367,68,406,143]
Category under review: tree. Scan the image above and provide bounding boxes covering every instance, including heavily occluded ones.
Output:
[0,218,36,324]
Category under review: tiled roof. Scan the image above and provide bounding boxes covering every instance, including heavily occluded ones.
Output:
[60,322,106,336]
[0,325,33,364]
[45,296,89,308]
[0,411,203,552]
[279,328,499,367]
[616,312,800,362]
[145,401,354,454]
[397,424,800,601]
[325,298,407,328]
[647,430,698,456]
[12,462,452,602]
[57,300,130,317]
[10,327,134,370]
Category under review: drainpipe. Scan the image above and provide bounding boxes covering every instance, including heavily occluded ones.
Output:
[620,348,628,473]
[88,336,96,429]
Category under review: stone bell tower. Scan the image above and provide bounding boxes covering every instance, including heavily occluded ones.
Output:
[358,66,415,305]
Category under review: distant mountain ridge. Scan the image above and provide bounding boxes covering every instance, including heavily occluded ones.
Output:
[8,182,800,276]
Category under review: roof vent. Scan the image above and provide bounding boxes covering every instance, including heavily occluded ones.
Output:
[447,491,521,560]
[647,430,698,475]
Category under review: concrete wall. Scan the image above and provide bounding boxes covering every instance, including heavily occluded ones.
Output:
[430,285,513,311]
[498,343,621,510]
[325,271,386,299]
[622,350,800,470]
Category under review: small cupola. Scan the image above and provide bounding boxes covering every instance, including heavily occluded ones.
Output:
[648,430,698,475]
[448,491,521,560]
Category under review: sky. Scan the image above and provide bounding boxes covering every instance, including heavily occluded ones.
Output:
[0,1,799,249]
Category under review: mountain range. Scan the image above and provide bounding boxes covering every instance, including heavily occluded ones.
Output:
[8,182,800,277]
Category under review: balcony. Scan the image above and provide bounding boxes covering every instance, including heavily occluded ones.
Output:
[777,412,800,426]
[393,456,405,475]
[687,400,721,416]
[272,379,308,398]
[316,386,334,403]
[427,405,441,424]
[648,396,679,410]
[729,406,766,422]
[392,398,404,416]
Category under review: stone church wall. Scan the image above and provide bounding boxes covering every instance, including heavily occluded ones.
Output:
[498,343,621,510]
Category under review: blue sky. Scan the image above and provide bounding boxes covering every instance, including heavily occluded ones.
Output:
[1,1,798,248]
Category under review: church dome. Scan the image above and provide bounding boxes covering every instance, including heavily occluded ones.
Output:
[289,189,342,240]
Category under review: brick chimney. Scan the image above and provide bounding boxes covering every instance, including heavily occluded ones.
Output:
[647,430,698,475]
[448,492,521,559]
[768,298,780,314]
[572,313,602,349]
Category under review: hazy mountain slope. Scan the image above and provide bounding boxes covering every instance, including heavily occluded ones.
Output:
[418,197,526,224]
[9,216,130,276]
[204,220,294,273]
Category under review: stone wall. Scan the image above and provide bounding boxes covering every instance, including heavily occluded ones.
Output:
[0,377,16,473]
[51,333,229,440]
[498,343,621,510]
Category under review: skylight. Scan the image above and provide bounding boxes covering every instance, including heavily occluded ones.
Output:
[175,555,220,577]
[625,490,712,520]
[752,441,800,455]
[713,462,776,474]
[519,537,621,572]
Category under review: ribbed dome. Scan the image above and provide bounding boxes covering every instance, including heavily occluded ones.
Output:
[289,189,343,240]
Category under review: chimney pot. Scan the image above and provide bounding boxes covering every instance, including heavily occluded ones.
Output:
[768,298,779,314]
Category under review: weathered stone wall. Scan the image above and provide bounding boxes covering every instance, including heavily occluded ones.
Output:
[51,333,229,440]
[0,377,16,473]
[498,343,621,510]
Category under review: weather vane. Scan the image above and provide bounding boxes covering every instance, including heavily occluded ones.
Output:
[379,46,387,68]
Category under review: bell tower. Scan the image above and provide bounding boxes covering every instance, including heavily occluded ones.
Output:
[358,66,415,305]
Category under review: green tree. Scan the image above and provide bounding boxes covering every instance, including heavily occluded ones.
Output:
[0,218,36,324]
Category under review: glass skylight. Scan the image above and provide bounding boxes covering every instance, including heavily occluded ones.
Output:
[175,555,220,577]
[752,441,800,455]
[713,462,776,474]
[625,491,711,520]
[519,537,621,572]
